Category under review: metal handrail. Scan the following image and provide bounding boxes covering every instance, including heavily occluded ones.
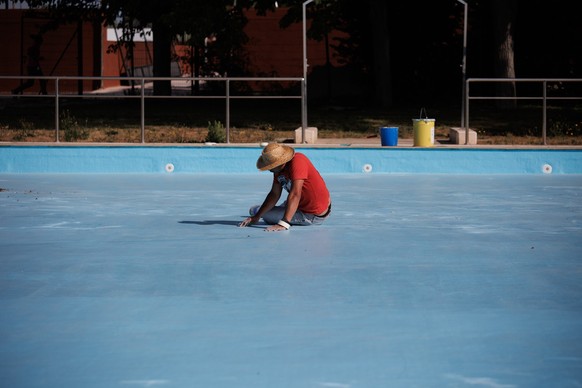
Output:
[464,78,582,145]
[1,75,306,143]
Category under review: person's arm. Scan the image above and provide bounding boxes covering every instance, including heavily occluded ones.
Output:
[239,180,282,227]
[265,179,303,232]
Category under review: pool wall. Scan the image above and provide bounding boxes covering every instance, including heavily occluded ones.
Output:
[1,145,581,174]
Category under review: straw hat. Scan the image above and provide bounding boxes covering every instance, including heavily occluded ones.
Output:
[256,143,295,171]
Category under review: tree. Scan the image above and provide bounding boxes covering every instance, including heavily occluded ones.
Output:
[124,0,279,95]
[24,0,276,95]
[279,0,392,106]
[104,0,245,95]
[24,0,578,107]
[278,0,464,107]
[492,0,517,108]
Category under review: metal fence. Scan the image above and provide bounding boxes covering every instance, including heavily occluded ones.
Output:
[5,76,582,146]
[464,78,582,145]
[1,75,306,143]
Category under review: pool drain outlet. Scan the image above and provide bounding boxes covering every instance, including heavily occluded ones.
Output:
[542,164,552,174]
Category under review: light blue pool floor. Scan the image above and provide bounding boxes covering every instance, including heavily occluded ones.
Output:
[1,173,582,388]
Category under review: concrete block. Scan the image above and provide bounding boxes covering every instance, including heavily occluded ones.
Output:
[295,127,318,144]
[450,127,477,145]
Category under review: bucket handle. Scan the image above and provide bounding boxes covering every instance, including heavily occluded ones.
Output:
[419,107,428,119]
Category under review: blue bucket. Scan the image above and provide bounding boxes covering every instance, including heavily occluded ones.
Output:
[380,127,398,146]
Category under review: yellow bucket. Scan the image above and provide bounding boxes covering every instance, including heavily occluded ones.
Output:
[412,108,435,147]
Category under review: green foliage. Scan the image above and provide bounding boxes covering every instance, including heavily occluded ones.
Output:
[205,120,226,143]
[61,110,89,142]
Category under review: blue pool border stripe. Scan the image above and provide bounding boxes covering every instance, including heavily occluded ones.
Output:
[1,146,581,174]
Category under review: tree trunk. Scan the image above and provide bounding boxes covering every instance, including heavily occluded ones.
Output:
[492,0,517,108]
[369,0,392,107]
[152,21,172,96]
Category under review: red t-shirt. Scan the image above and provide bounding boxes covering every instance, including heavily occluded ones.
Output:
[274,152,330,214]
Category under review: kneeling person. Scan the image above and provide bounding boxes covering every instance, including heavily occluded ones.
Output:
[239,143,331,232]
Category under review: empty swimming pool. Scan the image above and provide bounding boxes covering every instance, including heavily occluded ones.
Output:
[1,167,581,387]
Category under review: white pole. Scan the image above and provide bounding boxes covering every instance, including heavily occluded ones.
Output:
[302,0,314,144]
[456,0,468,143]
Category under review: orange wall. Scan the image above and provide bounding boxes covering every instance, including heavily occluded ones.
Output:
[0,10,100,93]
[244,8,344,77]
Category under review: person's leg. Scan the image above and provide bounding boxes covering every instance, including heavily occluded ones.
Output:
[261,205,286,225]
[250,201,329,226]
[261,206,321,226]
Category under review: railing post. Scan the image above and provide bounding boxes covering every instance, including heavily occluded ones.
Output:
[140,78,145,143]
[226,79,230,144]
[301,78,306,144]
[302,0,314,144]
[55,78,60,143]
[465,79,470,145]
[457,0,468,129]
[542,80,547,145]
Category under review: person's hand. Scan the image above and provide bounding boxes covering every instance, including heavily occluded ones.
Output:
[265,224,288,232]
[239,216,258,227]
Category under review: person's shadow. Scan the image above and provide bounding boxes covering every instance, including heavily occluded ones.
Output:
[179,219,263,228]
[179,220,240,226]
